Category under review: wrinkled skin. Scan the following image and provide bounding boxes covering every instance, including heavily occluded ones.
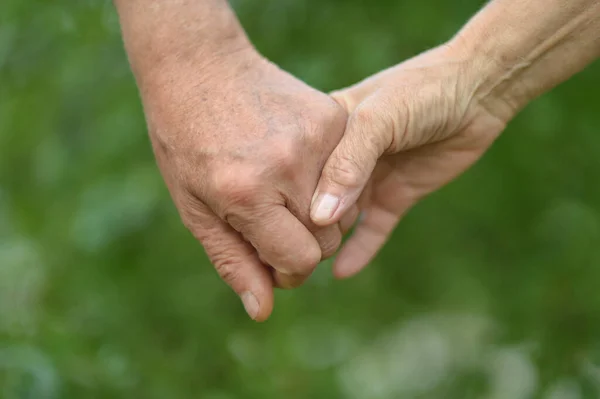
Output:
[140,50,347,321]
[312,45,509,278]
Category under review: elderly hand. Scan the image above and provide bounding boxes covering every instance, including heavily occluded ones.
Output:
[148,52,347,320]
[310,44,507,278]
[310,0,600,279]
[116,0,347,321]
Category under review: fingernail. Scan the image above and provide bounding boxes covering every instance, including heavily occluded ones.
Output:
[311,193,340,223]
[241,292,259,320]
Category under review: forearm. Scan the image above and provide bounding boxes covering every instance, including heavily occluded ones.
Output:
[453,0,600,121]
[114,0,255,90]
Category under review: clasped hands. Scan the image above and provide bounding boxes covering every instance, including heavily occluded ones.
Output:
[113,0,600,322]
[142,42,508,321]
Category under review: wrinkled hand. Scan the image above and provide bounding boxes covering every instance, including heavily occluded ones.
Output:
[141,49,347,321]
[310,44,509,278]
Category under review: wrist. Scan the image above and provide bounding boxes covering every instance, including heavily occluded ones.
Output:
[116,0,259,90]
[448,0,600,124]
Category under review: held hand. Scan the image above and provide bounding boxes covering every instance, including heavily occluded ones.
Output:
[142,49,347,321]
[310,45,509,278]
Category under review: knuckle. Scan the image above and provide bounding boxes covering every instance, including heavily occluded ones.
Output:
[213,258,243,288]
[308,105,346,145]
[291,100,344,146]
[351,100,394,154]
[268,138,301,171]
[297,244,321,271]
[225,204,268,237]
[326,155,365,189]
[209,167,262,210]
[274,244,321,275]
[303,130,325,156]
[321,99,348,127]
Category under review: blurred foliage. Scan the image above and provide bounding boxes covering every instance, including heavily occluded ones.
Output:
[1,0,600,398]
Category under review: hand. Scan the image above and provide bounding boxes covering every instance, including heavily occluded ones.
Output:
[142,49,347,321]
[310,44,509,278]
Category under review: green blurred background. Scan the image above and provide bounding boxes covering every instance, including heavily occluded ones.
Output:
[2,0,600,398]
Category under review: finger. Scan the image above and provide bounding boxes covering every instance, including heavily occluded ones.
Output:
[311,98,393,226]
[230,205,322,277]
[270,222,344,289]
[339,204,360,235]
[312,223,343,259]
[191,217,275,322]
[272,270,311,290]
[284,184,343,261]
[257,258,311,290]
[271,221,344,289]
[333,206,399,279]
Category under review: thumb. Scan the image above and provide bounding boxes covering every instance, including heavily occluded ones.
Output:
[311,95,393,226]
